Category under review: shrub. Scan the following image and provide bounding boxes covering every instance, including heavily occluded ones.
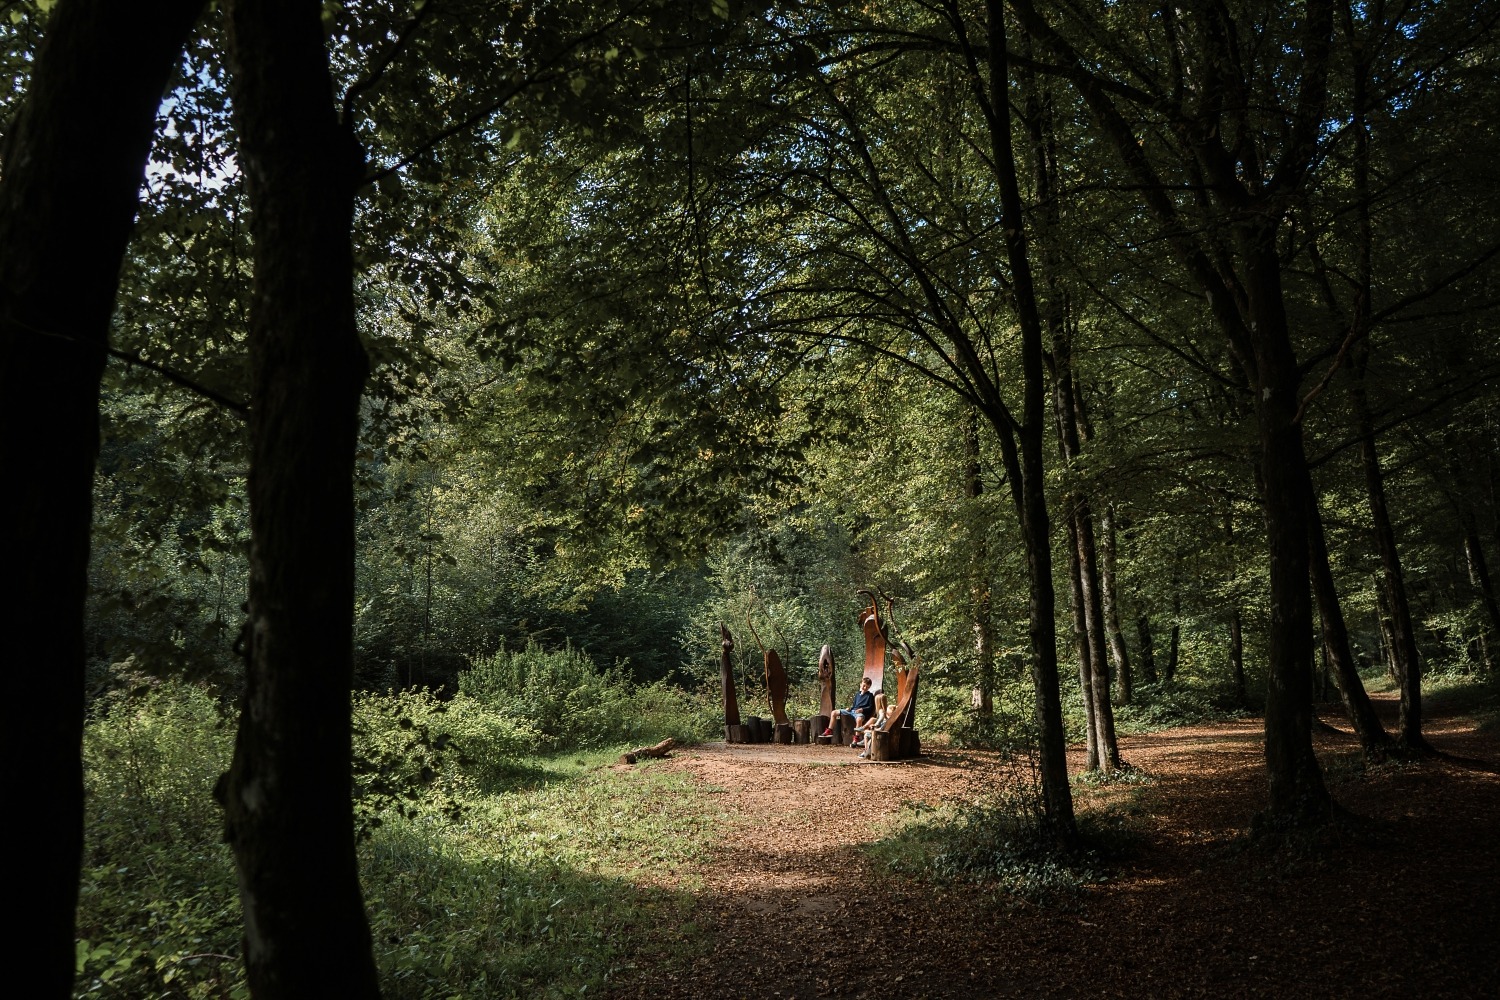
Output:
[83,678,233,857]
[1112,679,1249,733]
[78,679,245,998]
[459,643,716,750]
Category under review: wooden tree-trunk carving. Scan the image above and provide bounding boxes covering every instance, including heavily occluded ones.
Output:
[720,624,741,734]
[817,644,836,718]
[857,590,887,691]
[747,617,790,726]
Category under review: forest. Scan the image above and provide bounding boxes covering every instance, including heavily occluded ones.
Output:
[2,0,1497,997]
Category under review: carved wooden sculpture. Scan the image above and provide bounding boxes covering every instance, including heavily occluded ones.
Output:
[747,616,791,727]
[817,644,836,718]
[872,650,922,761]
[719,624,741,741]
[856,589,887,692]
[884,597,919,729]
[870,594,922,760]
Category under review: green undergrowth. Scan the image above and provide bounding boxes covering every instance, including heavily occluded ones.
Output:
[75,680,723,999]
[1418,670,1500,732]
[1109,680,1253,735]
[365,760,721,997]
[459,642,719,753]
[869,767,1145,909]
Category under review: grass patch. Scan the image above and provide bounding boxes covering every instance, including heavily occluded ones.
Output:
[1422,671,1500,732]
[365,760,723,998]
[1073,765,1157,788]
[76,682,725,999]
[869,775,1143,909]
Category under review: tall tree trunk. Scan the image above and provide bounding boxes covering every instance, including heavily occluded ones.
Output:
[219,1,380,994]
[1164,584,1180,684]
[1066,514,1102,771]
[1307,489,1393,756]
[985,0,1074,844]
[1137,614,1158,683]
[1246,229,1333,830]
[1100,503,1132,705]
[1074,502,1122,769]
[0,1,204,991]
[1465,525,1500,667]
[1011,0,1337,832]
[1229,607,1246,706]
[1341,0,1423,747]
[1352,376,1425,748]
[964,408,995,715]
[1021,32,1120,772]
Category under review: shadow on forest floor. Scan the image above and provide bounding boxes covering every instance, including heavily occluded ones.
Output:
[601,687,1500,999]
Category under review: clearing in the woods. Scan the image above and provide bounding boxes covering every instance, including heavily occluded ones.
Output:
[604,693,1500,999]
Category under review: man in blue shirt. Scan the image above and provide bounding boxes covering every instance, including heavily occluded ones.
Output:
[821,676,875,737]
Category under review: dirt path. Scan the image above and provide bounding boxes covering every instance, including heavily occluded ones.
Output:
[606,698,1500,999]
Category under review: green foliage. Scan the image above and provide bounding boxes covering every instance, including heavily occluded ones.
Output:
[364,761,721,998]
[1110,681,1253,735]
[459,642,717,751]
[1420,672,1500,734]
[75,682,725,999]
[871,759,1133,908]
[353,690,474,835]
[944,692,1044,753]
[78,679,244,999]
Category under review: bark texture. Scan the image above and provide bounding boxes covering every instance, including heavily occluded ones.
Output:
[219,1,380,994]
[1066,516,1102,771]
[0,1,204,991]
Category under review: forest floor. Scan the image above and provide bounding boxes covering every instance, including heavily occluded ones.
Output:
[603,690,1500,999]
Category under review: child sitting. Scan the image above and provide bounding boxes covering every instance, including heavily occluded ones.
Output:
[854,691,889,756]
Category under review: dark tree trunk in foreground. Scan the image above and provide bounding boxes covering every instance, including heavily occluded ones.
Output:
[1248,248,1333,829]
[1307,491,1393,756]
[219,1,380,994]
[0,1,204,991]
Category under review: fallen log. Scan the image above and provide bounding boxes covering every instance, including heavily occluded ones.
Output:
[619,737,677,765]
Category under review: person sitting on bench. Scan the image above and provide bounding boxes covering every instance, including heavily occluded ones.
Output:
[854,691,889,756]
[822,677,875,737]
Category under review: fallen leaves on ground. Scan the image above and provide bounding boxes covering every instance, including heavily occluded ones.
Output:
[604,694,1500,999]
